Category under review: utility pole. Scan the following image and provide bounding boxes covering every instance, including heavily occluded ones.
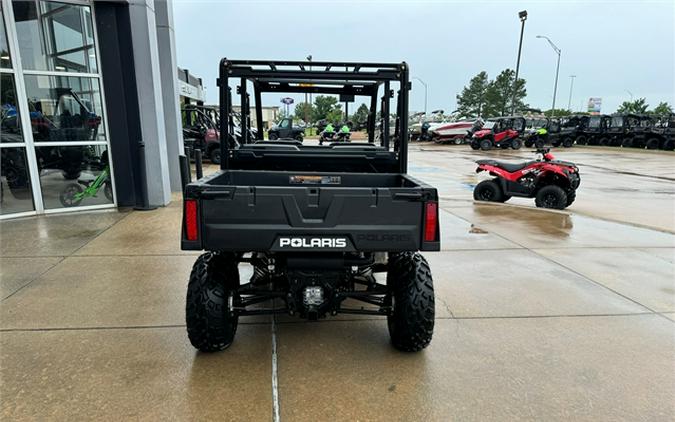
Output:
[512,10,527,115]
[536,35,561,116]
[567,75,576,111]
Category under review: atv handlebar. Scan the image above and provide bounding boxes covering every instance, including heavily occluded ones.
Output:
[535,148,554,161]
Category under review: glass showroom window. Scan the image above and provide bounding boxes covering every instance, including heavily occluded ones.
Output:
[1,5,35,216]
[12,0,97,73]
[9,0,114,212]
[24,75,105,142]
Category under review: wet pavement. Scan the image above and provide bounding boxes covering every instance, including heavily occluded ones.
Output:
[1,145,674,420]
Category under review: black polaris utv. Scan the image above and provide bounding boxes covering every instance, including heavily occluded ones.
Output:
[558,115,588,147]
[629,114,674,150]
[580,114,611,146]
[268,117,305,141]
[649,113,675,151]
[523,117,562,148]
[606,114,640,147]
[180,59,440,353]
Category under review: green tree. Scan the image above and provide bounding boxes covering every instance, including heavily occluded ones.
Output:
[617,98,649,114]
[325,107,344,124]
[313,95,340,121]
[456,71,489,118]
[294,102,316,122]
[483,69,527,117]
[351,103,369,125]
[650,101,673,116]
[543,109,573,117]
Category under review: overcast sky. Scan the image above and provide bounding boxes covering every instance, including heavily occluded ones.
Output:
[173,0,674,115]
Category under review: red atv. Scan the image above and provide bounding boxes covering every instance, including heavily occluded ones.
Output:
[473,148,580,209]
[470,116,525,150]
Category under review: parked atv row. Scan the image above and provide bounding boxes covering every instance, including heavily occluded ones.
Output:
[523,113,675,151]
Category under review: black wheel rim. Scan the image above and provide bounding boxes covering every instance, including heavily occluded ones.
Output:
[478,187,494,201]
[542,193,557,208]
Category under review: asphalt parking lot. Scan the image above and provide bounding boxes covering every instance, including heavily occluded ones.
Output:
[1,144,674,421]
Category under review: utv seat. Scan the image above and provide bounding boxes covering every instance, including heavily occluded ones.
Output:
[476,159,535,172]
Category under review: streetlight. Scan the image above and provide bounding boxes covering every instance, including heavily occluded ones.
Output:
[512,10,527,115]
[413,77,428,118]
[306,54,313,106]
[536,35,561,116]
[567,75,576,111]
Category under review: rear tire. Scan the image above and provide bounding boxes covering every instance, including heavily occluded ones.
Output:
[599,137,610,147]
[511,138,522,150]
[210,148,221,164]
[186,253,240,352]
[387,252,434,352]
[473,179,504,202]
[294,134,304,142]
[663,139,674,151]
[645,138,659,150]
[268,133,279,140]
[621,137,634,148]
[480,139,492,151]
[575,136,587,146]
[535,185,568,210]
[524,139,534,148]
[562,138,573,148]
[535,139,546,148]
[470,140,480,150]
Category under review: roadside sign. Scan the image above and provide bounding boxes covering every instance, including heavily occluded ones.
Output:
[281,97,294,105]
[587,97,602,115]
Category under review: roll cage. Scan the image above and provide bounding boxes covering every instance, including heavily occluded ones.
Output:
[217,59,411,173]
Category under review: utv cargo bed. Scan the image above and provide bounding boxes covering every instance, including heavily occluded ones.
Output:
[182,169,439,252]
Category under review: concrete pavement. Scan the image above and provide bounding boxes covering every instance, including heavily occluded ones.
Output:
[1,145,674,421]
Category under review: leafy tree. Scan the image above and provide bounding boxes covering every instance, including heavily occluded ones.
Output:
[313,95,340,121]
[650,101,673,116]
[543,109,573,117]
[617,98,648,114]
[325,107,343,124]
[351,103,370,125]
[456,71,489,118]
[294,102,315,122]
[483,69,527,117]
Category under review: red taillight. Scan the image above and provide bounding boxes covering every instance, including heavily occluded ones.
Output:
[424,201,438,242]
[185,199,199,241]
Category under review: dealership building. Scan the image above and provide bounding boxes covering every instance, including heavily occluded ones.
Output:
[1,0,187,219]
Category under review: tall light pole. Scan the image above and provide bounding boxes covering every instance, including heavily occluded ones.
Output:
[512,10,527,115]
[567,75,576,111]
[413,77,428,118]
[306,54,313,107]
[536,35,561,116]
